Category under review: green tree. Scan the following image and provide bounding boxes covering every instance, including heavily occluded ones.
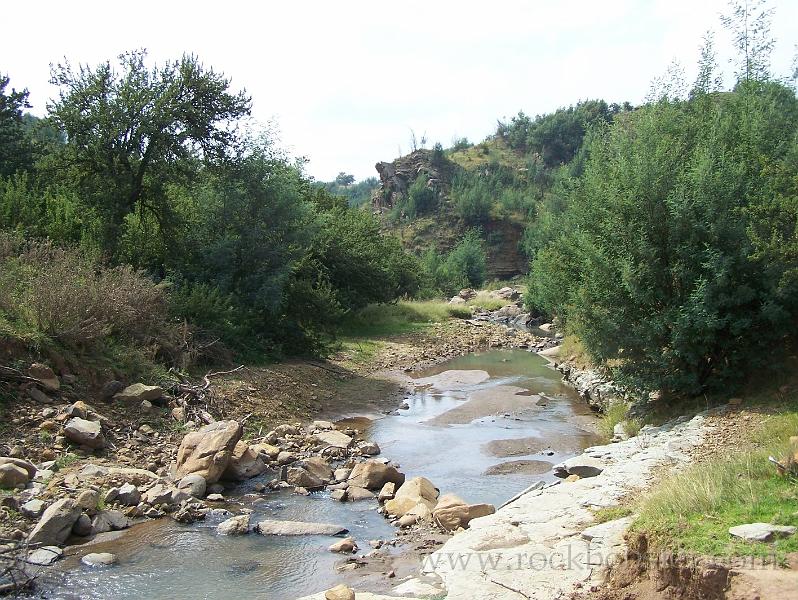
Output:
[0,75,33,177]
[46,50,251,259]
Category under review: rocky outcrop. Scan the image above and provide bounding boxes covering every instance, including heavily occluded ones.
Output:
[175,420,243,484]
[373,149,456,211]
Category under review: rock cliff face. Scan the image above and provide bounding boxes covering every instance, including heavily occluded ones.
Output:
[371,150,528,280]
[373,149,456,211]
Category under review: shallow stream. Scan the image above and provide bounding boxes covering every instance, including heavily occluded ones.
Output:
[33,349,598,600]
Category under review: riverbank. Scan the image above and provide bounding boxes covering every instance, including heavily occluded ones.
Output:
[0,305,547,592]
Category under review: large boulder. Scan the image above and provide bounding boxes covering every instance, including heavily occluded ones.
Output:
[384,476,438,517]
[113,383,163,402]
[27,498,81,546]
[222,441,267,480]
[347,459,405,490]
[64,417,105,449]
[314,429,353,449]
[175,420,243,484]
[432,494,496,531]
[254,519,348,536]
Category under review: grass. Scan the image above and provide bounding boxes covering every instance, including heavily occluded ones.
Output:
[632,405,798,562]
[53,452,79,471]
[558,334,593,369]
[598,401,631,441]
[592,505,635,524]
[339,300,471,339]
[465,291,511,312]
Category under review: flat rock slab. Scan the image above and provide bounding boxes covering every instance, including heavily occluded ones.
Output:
[255,519,348,536]
[413,369,491,391]
[26,546,63,566]
[729,523,797,542]
[81,552,118,567]
[314,430,353,449]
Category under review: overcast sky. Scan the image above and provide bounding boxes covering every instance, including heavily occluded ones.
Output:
[2,1,796,181]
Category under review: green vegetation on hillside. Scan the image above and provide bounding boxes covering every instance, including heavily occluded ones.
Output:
[524,3,798,397]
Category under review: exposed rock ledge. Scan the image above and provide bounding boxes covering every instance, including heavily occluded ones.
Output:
[418,411,712,599]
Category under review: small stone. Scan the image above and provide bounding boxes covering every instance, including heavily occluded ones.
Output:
[346,486,375,501]
[324,584,355,600]
[64,417,105,449]
[177,474,207,499]
[140,400,153,413]
[113,383,163,402]
[328,537,357,553]
[76,489,99,511]
[20,499,46,518]
[358,441,381,456]
[206,493,225,502]
[330,489,347,502]
[29,363,59,391]
[81,552,117,567]
[217,514,250,535]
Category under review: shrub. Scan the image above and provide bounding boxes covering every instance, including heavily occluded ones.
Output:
[405,174,437,217]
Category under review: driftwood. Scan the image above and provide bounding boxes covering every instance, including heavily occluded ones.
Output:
[164,366,244,426]
[0,539,38,595]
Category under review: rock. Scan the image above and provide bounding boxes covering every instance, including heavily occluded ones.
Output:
[561,456,605,478]
[384,476,438,517]
[91,510,132,534]
[330,489,347,501]
[29,387,54,403]
[217,514,250,535]
[358,441,381,456]
[328,537,357,553]
[28,498,81,546]
[65,400,90,419]
[177,474,206,499]
[20,498,46,518]
[140,400,153,413]
[346,486,375,501]
[100,380,124,400]
[406,502,433,522]
[496,286,519,300]
[347,459,405,490]
[729,523,797,542]
[26,546,63,566]
[0,463,30,488]
[432,494,495,531]
[29,363,60,391]
[612,422,630,441]
[222,441,267,480]
[286,467,323,489]
[116,483,142,506]
[254,519,348,536]
[398,513,420,527]
[206,493,225,502]
[251,443,281,460]
[72,513,93,536]
[81,552,117,566]
[76,489,99,511]
[113,383,163,402]
[449,296,466,305]
[378,482,396,504]
[64,417,105,449]
[333,467,351,482]
[175,420,243,484]
[324,584,355,600]
[0,457,37,480]
[392,578,445,597]
[301,456,334,482]
[314,429,353,449]
[313,420,335,430]
[142,483,179,506]
[276,451,297,465]
[274,423,299,436]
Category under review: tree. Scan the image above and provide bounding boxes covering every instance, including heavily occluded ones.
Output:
[46,50,251,259]
[0,75,33,177]
[334,172,355,186]
[721,0,775,82]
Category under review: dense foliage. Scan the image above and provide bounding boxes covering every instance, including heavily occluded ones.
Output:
[526,3,798,395]
[0,52,427,360]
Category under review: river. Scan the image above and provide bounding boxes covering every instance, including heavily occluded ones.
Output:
[31,349,599,600]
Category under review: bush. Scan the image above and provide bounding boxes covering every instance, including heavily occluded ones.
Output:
[405,174,437,217]
[0,232,170,350]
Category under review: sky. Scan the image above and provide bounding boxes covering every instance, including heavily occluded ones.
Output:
[2,1,796,181]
